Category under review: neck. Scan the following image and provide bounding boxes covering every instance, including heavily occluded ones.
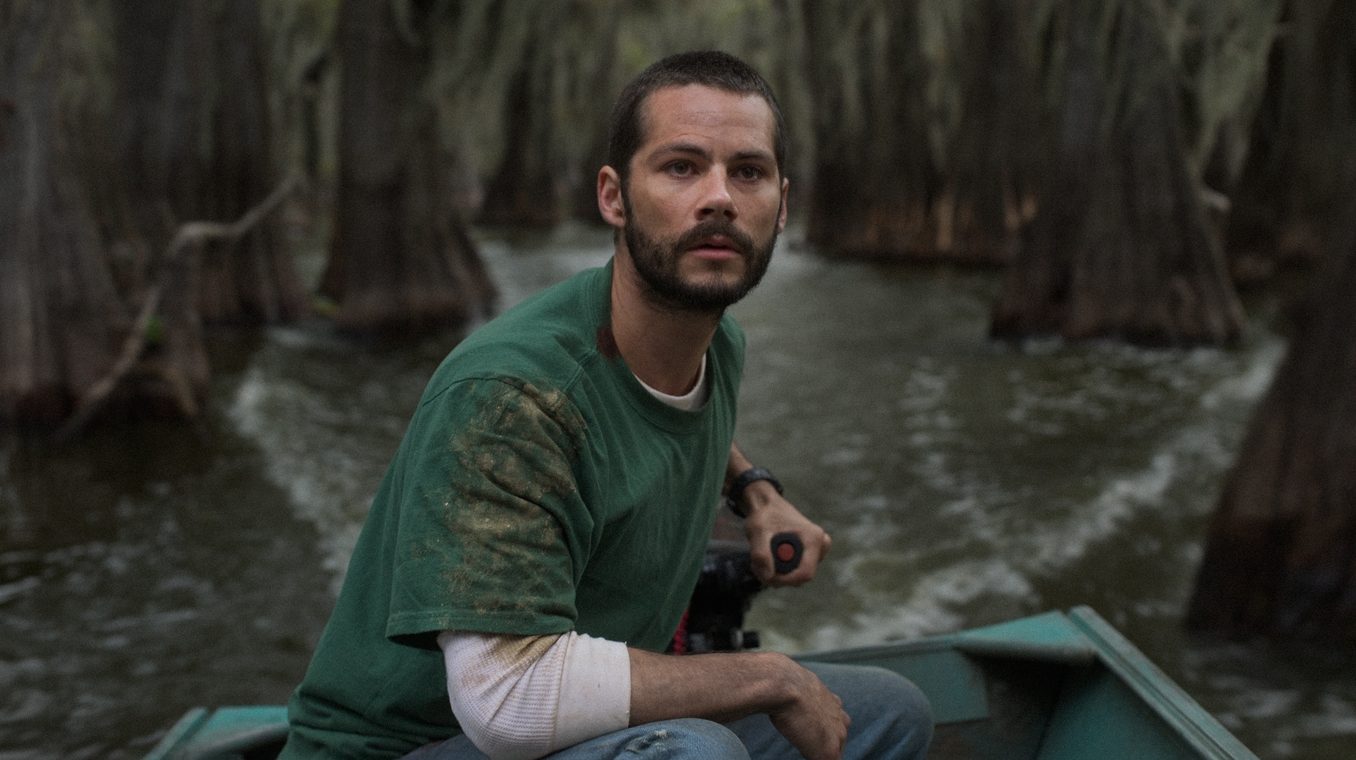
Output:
[609,249,722,396]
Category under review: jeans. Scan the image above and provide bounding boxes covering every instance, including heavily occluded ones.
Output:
[403,661,933,759]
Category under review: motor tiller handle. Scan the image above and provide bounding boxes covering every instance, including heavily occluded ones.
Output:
[771,532,803,575]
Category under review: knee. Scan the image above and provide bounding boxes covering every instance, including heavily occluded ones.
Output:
[890,673,935,755]
[621,719,749,759]
[842,666,935,757]
[877,666,933,722]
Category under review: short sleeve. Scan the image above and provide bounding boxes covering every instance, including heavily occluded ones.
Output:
[386,377,591,647]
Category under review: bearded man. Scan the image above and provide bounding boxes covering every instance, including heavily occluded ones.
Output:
[280,50,933,760]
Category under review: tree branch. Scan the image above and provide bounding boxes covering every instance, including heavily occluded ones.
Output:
[56,172,303,441]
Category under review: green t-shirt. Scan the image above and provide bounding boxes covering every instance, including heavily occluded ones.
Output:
[281,262,745,758]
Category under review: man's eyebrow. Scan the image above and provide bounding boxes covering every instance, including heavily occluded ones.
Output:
[730,149,776,164]
[651,141,712,160]
[649,143,775,165]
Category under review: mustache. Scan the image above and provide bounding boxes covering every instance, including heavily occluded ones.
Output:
[674,219,754,256]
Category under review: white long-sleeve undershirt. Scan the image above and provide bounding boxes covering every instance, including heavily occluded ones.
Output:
[438,631,631,760]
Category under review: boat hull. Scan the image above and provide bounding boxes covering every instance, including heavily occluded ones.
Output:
[144,606,1256,760]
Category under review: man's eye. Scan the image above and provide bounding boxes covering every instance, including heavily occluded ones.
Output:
[666,161,694,176]
[734,166,765,181]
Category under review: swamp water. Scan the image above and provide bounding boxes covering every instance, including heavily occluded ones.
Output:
[2,225,1353,758]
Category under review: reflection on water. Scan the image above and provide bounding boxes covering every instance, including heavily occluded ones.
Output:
[2,223,1353,758]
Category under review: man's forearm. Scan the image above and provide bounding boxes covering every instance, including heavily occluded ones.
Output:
[629,647,849,760]
[628,647,793,725]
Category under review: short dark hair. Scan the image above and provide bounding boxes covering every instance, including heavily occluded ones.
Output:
[606,50,787,186]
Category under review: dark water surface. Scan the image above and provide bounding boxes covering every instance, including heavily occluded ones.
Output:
[2,225,1353,758]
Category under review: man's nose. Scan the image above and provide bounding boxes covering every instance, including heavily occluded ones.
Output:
[697,168,737,220]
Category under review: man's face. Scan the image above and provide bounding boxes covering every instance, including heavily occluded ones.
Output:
[616,85,788,313]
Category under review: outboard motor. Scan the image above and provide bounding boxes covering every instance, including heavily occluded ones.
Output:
[670,533,803,654]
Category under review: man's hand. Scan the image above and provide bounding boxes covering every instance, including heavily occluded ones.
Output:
[767,656,851,760]
[725,444,832,586]
[740,481,832,586]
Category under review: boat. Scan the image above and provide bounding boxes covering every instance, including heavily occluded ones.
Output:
[808,606,1256,759]
[144,605,1257,759]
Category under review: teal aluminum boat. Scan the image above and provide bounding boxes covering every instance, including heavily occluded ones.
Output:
[144,606,1256,759]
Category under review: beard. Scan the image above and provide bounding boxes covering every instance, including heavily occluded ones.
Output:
[623,198,781,313]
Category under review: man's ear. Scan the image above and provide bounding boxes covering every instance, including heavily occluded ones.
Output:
[777,176,790,233]
[597,166,626,227]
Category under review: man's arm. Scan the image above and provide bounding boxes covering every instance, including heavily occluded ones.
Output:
[629,646,849,760]
[726,443,833,586]
[442,632,849,760]
[440,631,630,760]
[438,437,841,759]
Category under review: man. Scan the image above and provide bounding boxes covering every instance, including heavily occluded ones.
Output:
[281,50,932,760]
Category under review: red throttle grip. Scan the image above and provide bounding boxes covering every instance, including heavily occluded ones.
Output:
[771,532,803,575]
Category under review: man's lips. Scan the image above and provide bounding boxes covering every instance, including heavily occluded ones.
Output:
[687,245,739,262]
[686,234,744,257]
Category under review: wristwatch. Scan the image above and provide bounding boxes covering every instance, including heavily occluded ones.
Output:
[724,466,783,518]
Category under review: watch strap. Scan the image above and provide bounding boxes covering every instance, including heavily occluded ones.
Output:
[724,466,783,518]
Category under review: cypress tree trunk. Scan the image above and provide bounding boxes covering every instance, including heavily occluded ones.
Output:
[803,0,941,259]
[3,1,305,429]
[1225,0,1356,279]
[991,0,1245,345]
[564,5,623,225]
[938,0,1039,265]
[475,62,565,228]
[467,0,623,228]
[320,0,494,333]
[0,1,129,425]
[113,0,308,325]
[1188,228,1356,641]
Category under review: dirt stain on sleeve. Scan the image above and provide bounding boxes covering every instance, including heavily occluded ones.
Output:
[433,379,588,622]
